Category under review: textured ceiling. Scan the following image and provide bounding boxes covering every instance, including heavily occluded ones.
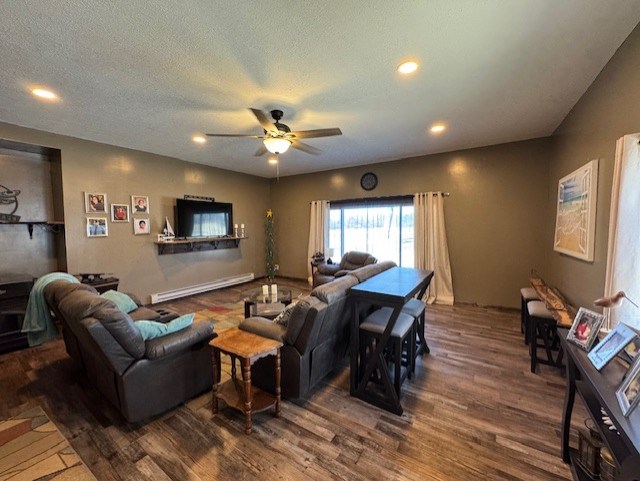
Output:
[1,1,639,178]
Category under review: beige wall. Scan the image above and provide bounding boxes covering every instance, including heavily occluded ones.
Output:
[270,138,551,308]
[0,121,270,303]
[546,23,640,309]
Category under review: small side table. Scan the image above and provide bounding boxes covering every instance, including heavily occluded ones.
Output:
[210,328,283,434]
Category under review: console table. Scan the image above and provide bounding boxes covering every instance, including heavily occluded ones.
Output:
[559,329,640,480]
[349,267,433,415]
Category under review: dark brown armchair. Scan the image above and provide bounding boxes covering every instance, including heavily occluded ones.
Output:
[312,251,377,287]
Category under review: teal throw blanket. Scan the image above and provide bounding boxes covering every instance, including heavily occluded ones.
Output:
[22,272,80,346]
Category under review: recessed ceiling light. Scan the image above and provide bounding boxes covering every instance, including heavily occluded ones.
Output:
[268,155,279,165]
[430,124,446,134]
[31,88,58,100]
[192,135,207,144]
[397,61,418,75]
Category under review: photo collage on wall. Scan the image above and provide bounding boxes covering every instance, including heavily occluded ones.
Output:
[84,192,150,237]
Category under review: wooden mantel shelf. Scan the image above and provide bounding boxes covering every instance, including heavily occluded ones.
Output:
[154,236,247,255]
[0,221,64,239]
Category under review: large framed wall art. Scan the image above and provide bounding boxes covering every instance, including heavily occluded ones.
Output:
[553,159,598,261]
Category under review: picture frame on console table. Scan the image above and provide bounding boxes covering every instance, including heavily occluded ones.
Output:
[588,322,638,371]
[616,356,640,416]
[566,307,604,351]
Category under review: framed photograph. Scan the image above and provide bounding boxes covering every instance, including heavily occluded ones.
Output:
[110,203,130,223]
[616,357,640,417]
[131,195,149,214]
[566,307,604,351]
[86,217,108,237]
[134,218,150,235]
[588,323,638,370]
[553,159,598,261]
[84,192,107,213]
[623,338,640,363]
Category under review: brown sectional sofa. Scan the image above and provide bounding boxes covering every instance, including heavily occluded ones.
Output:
[44,280,215,423]
[240,260,396,399]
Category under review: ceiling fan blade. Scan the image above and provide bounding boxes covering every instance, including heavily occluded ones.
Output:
[249,108,278,133]
[205,133,265,138]
[291,140,321,155]
[291,128,342,139]
[254,144,268,157]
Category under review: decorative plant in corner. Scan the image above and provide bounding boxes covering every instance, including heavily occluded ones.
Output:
[265,209,276,282]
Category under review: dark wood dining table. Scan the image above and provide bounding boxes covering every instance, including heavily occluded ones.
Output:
[349,267,434,414]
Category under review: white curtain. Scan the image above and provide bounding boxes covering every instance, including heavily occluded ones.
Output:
[603,134,640,329]
[307,200,330,285]
[414,192,454,305]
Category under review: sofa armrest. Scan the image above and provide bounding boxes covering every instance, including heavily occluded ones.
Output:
[145,321,215,360]
[334,269,350,278]
[239,316,286,343]
[316,263,340,275]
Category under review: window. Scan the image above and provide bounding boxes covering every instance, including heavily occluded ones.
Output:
[329,196,414,267]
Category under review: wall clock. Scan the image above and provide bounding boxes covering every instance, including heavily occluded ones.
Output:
[360,172,378,191]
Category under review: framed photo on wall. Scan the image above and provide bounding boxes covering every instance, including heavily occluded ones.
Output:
[110,204,130,222]
[588,322,638,370]
[553,159,598,261]
[86,217,108,237]
[617,357,640,416]
[85,192,107,213]
[134,218,150,235]
[131,195,149,214]
[566,307,604,351]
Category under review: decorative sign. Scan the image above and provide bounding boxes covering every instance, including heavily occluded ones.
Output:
[0,184,21,222]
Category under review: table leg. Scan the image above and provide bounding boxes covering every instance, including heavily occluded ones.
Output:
[561,356,577,463]
[242,357,252,434]
[275,349,281,418]
[212,347,219,415]
[350,298,360,394]
[231,355,236,380]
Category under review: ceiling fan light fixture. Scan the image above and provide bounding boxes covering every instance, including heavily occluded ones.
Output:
[263,137,291,154]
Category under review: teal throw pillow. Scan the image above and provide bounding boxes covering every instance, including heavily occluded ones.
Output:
[135,313,195,340]
[101,290,138,314]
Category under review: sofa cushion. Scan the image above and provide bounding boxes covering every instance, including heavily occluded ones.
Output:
[273,304,294,327]
[284,297,312,346]
[348,260,396,282]
[135,313,194,340]
[91,305,146,359]
[57,288,114,323]
[311,275,358,304]
[341,251,376,270]
[101,290,138,314]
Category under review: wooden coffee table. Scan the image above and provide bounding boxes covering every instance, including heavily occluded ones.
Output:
[210,328,283,434]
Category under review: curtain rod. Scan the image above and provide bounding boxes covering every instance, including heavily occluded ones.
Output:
[310,192,450,204]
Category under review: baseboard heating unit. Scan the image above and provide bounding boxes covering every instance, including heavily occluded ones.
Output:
[150,273,254,304]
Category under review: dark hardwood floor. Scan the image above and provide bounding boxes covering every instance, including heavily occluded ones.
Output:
[0,278,585,480]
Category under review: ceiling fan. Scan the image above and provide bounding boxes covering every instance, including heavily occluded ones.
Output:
[206,108,342,156]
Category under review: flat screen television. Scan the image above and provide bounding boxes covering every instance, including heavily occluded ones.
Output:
[175,199,233,238]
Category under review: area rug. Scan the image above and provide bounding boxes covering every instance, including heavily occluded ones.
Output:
[0,406,96,481]
[194,301,244,332]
